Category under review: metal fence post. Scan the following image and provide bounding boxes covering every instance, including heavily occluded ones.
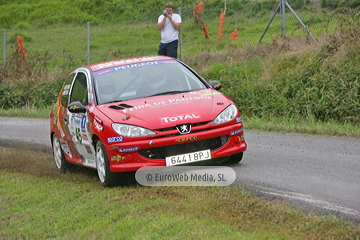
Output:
[281,0,286,36]
[3,29,6,68]
[178,7,182,61]
[87,22,90,65]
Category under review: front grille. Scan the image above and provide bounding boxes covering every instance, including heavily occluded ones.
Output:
[139,136,229,160]
[155,121,210,132]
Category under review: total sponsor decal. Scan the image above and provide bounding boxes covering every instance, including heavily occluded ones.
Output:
[236,117,242,123]
[161,113,201,123]
[108,136,124,143]
[175,136,198,142]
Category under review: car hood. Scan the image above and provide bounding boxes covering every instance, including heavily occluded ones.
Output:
[96,89,233,128]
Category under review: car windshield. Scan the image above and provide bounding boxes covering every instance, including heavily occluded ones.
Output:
[93,60,208,104]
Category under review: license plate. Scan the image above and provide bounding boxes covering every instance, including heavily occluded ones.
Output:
[165,149,211,166]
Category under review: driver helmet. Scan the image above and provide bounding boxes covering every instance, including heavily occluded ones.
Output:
[97,76,116,103]
[146,68,166,89]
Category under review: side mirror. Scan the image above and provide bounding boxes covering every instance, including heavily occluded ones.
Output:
[209,80,222,91]
[68,101,86,113]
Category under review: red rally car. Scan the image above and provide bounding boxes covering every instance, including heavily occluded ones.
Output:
[50,56,247,187]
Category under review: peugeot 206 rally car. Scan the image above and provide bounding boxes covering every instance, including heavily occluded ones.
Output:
[50,56,247,186]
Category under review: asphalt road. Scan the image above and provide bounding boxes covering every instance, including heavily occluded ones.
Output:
[1,116,359,223]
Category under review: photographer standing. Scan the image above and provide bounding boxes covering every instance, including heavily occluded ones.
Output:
[157,2,182,59]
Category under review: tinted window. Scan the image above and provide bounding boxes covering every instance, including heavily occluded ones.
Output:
[60,73,75,107]
[70,72,88,105]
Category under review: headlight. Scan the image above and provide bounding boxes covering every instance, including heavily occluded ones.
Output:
[112,123,156,137]
[211,104,238,125]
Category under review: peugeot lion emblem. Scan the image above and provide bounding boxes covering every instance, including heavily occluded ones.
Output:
[176,124,191,134]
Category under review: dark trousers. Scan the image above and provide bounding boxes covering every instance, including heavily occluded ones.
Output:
[158,40,178,59]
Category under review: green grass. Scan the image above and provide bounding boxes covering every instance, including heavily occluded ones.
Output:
[244,116,360,138]
[1,146,360,239]
[2,6,344,68]
[0,105,52,118]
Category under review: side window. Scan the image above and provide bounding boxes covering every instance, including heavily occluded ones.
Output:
[70,72,88,106]
[60,73,75,107]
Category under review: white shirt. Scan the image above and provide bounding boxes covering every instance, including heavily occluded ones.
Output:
[158,13,182,43]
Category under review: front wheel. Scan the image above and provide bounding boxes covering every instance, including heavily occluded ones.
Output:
[52,134,73,173]
[224,152,243,164]
[95,140,118,187]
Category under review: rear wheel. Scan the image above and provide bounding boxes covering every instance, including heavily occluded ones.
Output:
[224,152,243,164]
[95,140,118,187]
[52,134,72,173]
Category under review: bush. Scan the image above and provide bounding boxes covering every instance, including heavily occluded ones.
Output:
[0,84,24,109]
[0,42,72,109]
[200,11,360,125]
[321,0,360,9]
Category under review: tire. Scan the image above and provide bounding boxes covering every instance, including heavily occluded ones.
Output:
[95,140,118,187]
[224,152,243,164]
[52,134,73,173]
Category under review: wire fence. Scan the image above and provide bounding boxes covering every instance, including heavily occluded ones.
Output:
[1,2,353,69]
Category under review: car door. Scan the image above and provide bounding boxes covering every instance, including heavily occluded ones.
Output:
[53,72,77,163]
[66,71,96,168]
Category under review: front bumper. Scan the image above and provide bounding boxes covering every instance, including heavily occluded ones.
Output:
[105,123,247,172]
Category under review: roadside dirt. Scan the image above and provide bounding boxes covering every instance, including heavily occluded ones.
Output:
[0,140,100,185]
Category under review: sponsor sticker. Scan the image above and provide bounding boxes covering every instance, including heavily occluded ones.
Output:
[71,116,82,125]
[93,117,103,131]
[111,155,126,162]
[92,57,175,72]
[108,136,124,143]
[60,143,72,158]
[85,146,92,154]
[161,113,201,123]
[82,134,88,141]
[118,147,140,152]
[230,129,243,135]
[175,136,198,142]
[81,115,87,132]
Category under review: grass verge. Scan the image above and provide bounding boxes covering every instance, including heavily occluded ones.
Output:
[244,116,360,139]
[0,106,52,119]
[1,145,359,239]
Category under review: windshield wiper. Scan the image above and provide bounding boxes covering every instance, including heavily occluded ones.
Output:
[103,99,124,104]
[149,90,189,97]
